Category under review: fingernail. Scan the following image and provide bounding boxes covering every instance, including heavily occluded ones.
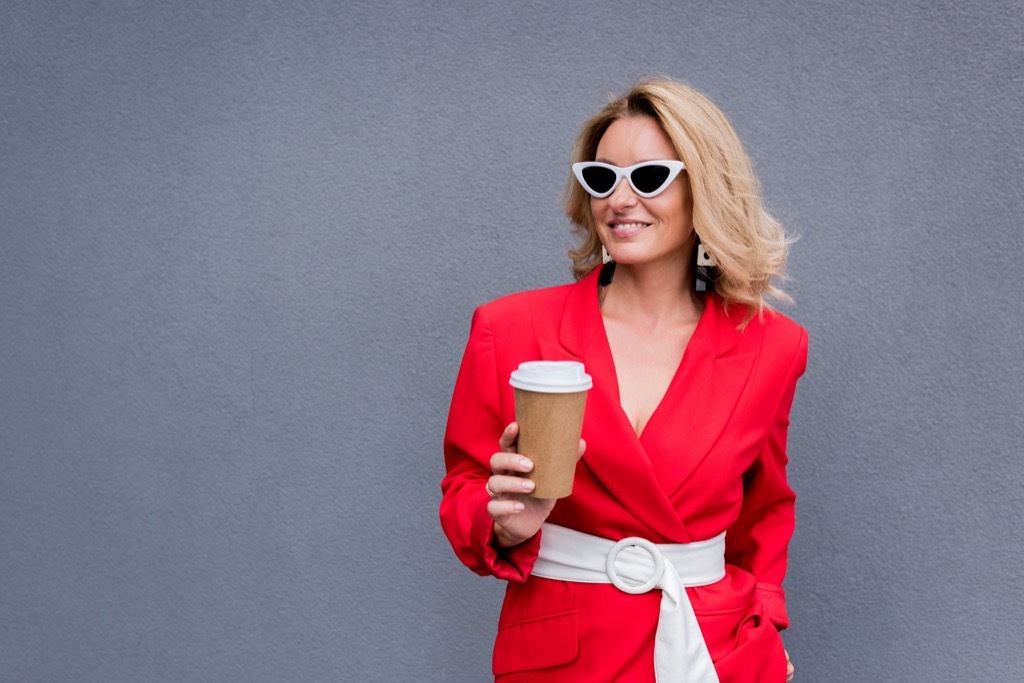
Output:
[512,502,524,512]
[522,480,534,492]
[519,458,531,470]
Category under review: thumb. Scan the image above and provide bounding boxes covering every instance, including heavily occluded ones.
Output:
[499,422,519,453]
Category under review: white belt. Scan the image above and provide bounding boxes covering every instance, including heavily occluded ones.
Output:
[531,523,725,683]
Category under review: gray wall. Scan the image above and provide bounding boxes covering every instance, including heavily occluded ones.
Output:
[2,1,1021,681]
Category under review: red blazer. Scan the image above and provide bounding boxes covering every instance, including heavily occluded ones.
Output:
[441,268,808,682]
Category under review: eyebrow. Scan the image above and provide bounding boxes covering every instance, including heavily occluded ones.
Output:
[591,158,677,166]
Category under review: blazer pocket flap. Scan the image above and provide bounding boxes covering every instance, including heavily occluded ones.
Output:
[492,610,579,676]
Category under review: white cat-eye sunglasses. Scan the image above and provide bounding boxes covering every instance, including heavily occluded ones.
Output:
[571,160,686,199]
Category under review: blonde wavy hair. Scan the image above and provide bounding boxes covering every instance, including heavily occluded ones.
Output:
[565,78,793,321]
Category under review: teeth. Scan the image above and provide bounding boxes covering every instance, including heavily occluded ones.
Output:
[612,223,648,230]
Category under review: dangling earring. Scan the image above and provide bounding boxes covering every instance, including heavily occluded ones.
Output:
[599,245,616,286]
[694,236,718,293]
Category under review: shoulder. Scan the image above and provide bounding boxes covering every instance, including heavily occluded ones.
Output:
[715,297,808,372]
[758,309,807,352]
[751,308,808,379]
[462,279,583,366]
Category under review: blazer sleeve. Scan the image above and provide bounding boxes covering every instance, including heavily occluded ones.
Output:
[439,304,541,581]
[725,325,808,630]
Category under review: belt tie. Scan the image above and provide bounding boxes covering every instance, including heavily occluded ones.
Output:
[530,523,724,683]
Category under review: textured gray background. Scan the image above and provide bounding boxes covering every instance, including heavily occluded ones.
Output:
[2,1,1022,681]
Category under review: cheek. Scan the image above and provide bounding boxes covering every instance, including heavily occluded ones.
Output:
[653,195,690,225]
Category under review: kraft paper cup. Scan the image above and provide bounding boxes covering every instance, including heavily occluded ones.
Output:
[509,361,592,499]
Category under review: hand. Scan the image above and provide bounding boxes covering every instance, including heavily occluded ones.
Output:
[785,648,794,681]
[486,422,586,547]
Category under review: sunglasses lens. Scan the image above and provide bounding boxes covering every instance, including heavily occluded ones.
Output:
[580,166,617,195]
[630,165,671,194]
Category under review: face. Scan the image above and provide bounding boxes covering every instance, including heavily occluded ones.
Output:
[590,116,693,270]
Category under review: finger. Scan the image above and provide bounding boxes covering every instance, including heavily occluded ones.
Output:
[488,474,535,497]
[487,498,525,518]
[577,438,587,460]
[490,451,534,475]
[498,422,519,453]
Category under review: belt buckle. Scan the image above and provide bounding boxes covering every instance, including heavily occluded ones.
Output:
[606,536,665,595]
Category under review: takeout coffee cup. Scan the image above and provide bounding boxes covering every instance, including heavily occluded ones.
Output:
[509,361,592,499]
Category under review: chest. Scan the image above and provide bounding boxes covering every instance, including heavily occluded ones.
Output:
[604,318,699,437]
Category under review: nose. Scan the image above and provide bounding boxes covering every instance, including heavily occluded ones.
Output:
[607,177,638,209]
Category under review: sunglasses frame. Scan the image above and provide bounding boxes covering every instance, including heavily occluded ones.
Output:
[572,160,686,199]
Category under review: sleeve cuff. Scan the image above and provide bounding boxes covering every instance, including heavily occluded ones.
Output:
[755,583,790,630]
[470,495,541,582]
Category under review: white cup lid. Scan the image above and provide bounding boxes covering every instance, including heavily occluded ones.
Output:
[509,361,593,393]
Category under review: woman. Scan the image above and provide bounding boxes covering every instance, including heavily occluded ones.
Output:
[440,78,807,682]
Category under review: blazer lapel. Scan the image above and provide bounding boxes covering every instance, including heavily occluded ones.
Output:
[541,271,691,541]
[641,295,757,499]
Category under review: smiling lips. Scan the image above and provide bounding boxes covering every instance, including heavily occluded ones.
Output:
[608,221,651,238]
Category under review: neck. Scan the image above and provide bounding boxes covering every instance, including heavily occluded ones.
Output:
[600,253,703,326]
